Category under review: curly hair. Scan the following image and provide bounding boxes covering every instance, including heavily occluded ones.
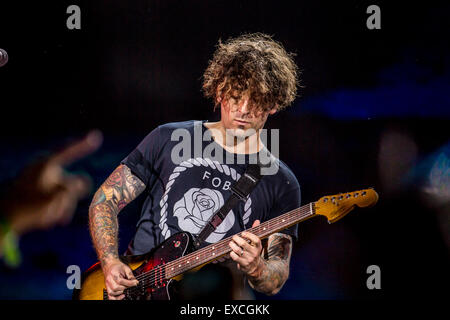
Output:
[202,33,300,113]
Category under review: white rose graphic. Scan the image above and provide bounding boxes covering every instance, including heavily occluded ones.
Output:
[173,187,235,243]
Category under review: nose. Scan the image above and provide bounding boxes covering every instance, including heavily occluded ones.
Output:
[237,98,249,114]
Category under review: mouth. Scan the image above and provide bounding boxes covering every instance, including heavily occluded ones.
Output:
[234,119,250,126]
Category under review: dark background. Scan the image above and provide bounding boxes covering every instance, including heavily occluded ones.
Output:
[0,0,448,300]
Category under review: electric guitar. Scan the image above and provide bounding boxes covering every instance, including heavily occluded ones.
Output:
[73,188,378,300]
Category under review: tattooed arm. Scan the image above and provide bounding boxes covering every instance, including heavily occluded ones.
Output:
[247,233,292,295]
[88,164,145,299]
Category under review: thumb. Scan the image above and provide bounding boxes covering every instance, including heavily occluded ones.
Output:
[252,220,261,228]
[124,267,138,284]
[123,266,133,278]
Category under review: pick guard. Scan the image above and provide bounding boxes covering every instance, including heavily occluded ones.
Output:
[128,232,193,300]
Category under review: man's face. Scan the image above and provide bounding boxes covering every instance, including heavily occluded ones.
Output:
[219,94,277,139]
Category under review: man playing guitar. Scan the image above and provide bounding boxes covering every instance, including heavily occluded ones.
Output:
[88,33,301,300]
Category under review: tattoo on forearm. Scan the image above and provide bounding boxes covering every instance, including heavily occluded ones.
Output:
[88,164,146,266]
[247,233,292,295]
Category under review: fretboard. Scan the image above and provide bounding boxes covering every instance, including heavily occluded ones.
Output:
[164,202,316,279]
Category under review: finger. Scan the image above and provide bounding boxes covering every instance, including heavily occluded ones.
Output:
[50,130,103,167]
[107,276,126,291]
[251,219,261,228]
[242,220,261,245]
[229,242,249,268]
[107,286,125,297]
[38,163,64,192]
[232,234,253,252]
[119,267,139,286]
[229,250,245,264]
[124,266,139,285]
[108,293,125,300]
[116,276,138,288]
[109,284,126,293]
[64,174,92,199]
[52,175,91,226]
[240,231,261,247]
[124,266,137,280]
[229,241,244,257]
[39,189,70,229]
[44,186,77,227]
[37,175,88,228]
[56,190,78,224]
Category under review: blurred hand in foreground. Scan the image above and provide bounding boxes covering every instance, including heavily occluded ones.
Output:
[1,130,103,236]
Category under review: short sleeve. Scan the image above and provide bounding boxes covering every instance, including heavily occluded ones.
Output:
[120,126,161,186]
[267,181,301,242]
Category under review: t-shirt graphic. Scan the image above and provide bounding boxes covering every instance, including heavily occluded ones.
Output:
[159,157,253,243]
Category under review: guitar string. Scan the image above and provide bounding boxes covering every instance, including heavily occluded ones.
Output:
[124,206,314,296]
[151,203,312,277]
[126,209,310,294]
[125,213,313,298]
[126,205,313,294]
[118,191,370,298]
[133,205,311,283]
[126,212,310,295]
[128,205,312,293]
[165,206,313,277]
[163,190,367,277]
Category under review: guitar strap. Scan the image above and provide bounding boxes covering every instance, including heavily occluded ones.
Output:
[193,162,263,248]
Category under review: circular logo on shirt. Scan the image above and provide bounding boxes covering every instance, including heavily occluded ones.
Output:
[158,157,252,242]
[173,187,235,242]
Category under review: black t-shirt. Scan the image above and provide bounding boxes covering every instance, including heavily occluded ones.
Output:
[121,120,301,255]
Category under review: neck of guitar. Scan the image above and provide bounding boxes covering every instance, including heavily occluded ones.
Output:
[164,202,316,279]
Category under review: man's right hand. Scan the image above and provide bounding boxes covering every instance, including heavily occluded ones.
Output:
[103,259,139,300]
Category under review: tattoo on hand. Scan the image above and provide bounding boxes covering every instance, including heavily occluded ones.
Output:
[247,233,292,295]
[88,165,145,266]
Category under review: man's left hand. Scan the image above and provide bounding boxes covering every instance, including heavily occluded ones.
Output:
[229,219,263,276]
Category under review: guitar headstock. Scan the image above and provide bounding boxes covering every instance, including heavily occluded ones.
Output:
[314,188,379,223]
